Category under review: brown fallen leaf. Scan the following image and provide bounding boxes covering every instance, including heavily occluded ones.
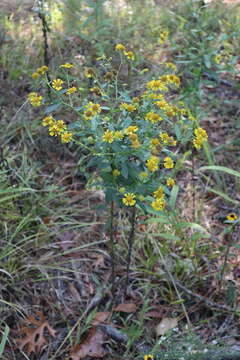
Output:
[15,311,56,356]
[144,310,164,319]
[113,303,137,313]
[92,311,111,325]
[70,327,106,359]
[156,317,178,336]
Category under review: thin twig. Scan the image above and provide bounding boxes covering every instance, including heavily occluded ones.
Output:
[174,278,236,313]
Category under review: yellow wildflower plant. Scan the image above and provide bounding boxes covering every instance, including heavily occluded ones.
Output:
[122,193,136,206]
[52,79,64,91]
[147,80,168,92]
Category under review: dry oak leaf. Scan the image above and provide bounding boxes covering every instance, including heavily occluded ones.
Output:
[113,303,137,313]
[92,311,112,325]
[15,311,56,355]
[70,327,106,359]
[156,317,178,336]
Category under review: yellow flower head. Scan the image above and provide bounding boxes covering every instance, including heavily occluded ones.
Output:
[120,103,137,112]
[139,171,148,180]
[84,67,95,78]
[122,193,136,206]
[36,65,48,75]
[144,356,154,360]
[102,130,114,143]
[147,80,168,92]
[226,213,238,222]
[90,86,102,96]
[28,92,43,107]
[167,178,175,187]
[146,156,159,172]
[153,186,164,199]
[52,79,64,91]
[31,72,40,79]
[164,157,174,169]
[60,131,73,143]
[55,120,67,132]
[84,109,94,120]
[113,169,120,177]
[145,112,162,123]
[66,86,77,95]
[91,103,101,115]
[59,63,74,69]
[42,116,54,127]
[49,123,59,137]
[124,126,138,135]
[115,43,125,51]
[124,51,135,61]
[114,130,124,140]
[151,198,166,211]
[131,140,141,148]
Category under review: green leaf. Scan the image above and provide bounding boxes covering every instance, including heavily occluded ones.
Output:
[205,187,240,205]
[0,324,9,357]
[44,103,61,114]
[151,232,180,241]
[169,185,179,210]
[198,165,240,178]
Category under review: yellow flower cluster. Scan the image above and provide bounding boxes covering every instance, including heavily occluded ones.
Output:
[59,63,74,69]
[159,132,177,146]
[84,102,101,120]
[31,65,48,79]
[151,186,166,211]
[159,30,169,44]
[122,193,136,206]
[145,112,162,123]
[120,103,137,112]
[159,74,180,87]
[90,86,102,96]
[193,127,208,150]
[164,157,174,169]
[115,43,135,61]
[146,156,159,172]
[52,78,64,91]
[28,92,43,107]
[41,116,73,143]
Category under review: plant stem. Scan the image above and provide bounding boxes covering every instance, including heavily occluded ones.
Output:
[109,200,116,302]
[39,0,51,94]
[219,232,232,291]
[125,206,136,297]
